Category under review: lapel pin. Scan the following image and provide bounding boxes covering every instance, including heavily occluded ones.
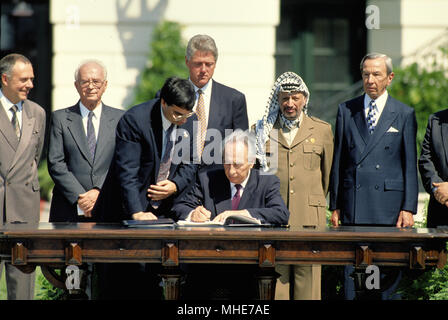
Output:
[310,138,315,143]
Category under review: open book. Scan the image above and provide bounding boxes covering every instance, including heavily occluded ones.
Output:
[176,214,264,227]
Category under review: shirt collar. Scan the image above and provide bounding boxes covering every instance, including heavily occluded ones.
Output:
[79,101,102,118]
[0,89,23,112]
[160,105,176,131]
[230,170,251,190]
[364,90,388,113]
[190,78,213,96]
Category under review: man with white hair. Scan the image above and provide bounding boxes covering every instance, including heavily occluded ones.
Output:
[172,129,289,299]
[254,71,334,300]
[48,59,124,222]
[173,129,288,224]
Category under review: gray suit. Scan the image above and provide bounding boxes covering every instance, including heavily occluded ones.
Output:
[48,102,124,222]
[0,98,46,299]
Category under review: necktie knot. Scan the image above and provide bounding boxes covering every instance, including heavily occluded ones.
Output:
[11,104,18,113]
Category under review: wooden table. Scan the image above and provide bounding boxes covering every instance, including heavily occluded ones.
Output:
[0,222,447,299]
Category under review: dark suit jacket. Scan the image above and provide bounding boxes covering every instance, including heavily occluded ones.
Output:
[329,94,418,225]
[0,99,45,224]
[198,80,249,166]
[172,168,289,225]
[419,109,448,227]
[93,98,197,221]
[48,102,124,222]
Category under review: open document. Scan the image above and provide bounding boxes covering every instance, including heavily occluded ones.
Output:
[176,214,266,227]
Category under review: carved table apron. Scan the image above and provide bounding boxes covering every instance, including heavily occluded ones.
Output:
[1,223,447,300]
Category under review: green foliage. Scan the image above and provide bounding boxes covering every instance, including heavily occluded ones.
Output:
[35,270,64,300]
[132,21,188,107]
[397,245,448,300]
[38,159,54,201]
[389,47,448,154]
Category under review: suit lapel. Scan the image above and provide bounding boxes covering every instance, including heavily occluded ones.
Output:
[150,102,163,181]
[290,116,314,148]
[94,105,114,166]
[237,169,256,210]
[269,118,289,149]
[214,170,232,215]
[441,121,448,168]
[67,103,94,166]
[358,96,399,163]
[207,80,224,133]
[12,101,35,166]
[0,100,20,151]
[352,95,370,146]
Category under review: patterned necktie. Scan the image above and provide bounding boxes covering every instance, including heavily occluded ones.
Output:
[366,100,377,134]
[151,124,175,209]
[87,111,96,160]
[157,123,175,181]
[232,184,242,210]
[196,89,207,157]
[10,105,20,140]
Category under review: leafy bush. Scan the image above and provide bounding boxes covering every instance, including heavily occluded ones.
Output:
[389,47,448,154]
[35,271,64,300]
[38,159,54,201]
[132,20,188,107]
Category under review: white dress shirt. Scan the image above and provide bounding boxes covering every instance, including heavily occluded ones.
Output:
[364,90,389,122]
[79,102,102,140]
[0,89,23,132]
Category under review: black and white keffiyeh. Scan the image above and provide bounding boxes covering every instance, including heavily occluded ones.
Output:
[255,71,310,171]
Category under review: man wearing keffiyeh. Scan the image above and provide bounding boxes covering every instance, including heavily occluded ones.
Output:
[254,71,334,300]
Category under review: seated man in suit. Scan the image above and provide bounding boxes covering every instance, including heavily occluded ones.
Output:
[172,129,289,299]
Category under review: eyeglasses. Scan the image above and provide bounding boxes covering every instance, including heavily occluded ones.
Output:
[172,110,195,121]
[79,79,105,88]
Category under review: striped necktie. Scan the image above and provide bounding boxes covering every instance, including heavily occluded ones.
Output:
[10,104,21,140]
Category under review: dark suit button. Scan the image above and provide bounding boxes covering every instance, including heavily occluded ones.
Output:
[385,146,390,150]
[356,184,361,189]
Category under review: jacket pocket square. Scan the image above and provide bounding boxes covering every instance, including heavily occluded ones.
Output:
[387,127,399,133]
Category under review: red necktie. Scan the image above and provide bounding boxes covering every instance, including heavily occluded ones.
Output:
[232,184,242,210]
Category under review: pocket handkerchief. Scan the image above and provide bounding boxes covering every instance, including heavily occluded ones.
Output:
[387,126,399,133]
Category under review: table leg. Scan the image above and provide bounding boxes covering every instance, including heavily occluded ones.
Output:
[159,267,182,300]
[257,267,280,300]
